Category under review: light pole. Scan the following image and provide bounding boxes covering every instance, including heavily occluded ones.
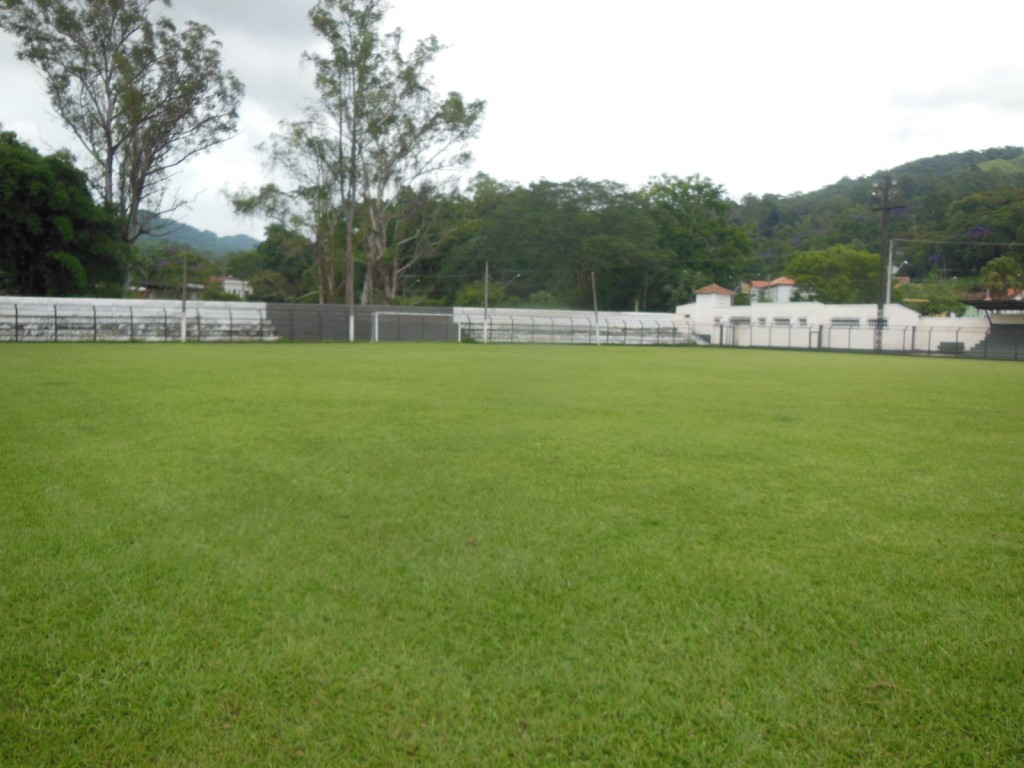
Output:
[885,242,908,305]
[483,261,489,343]
[180,251,187,342]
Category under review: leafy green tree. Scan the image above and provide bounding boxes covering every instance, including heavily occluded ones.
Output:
[979,254,1023,298]
[232,226,313,283]
[373,183,464,303]
[0,129,125,296]
[897,275,966,316]
[454,280,519,308]
[131,241,218,298]
[1,0,244,244]
[786,245,880,304]
[437,177,672,310]
[225,224,315,301]
[643,174,753,293]
[248,269,294,303]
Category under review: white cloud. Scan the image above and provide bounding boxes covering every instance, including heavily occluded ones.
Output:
[895,65,1024,113]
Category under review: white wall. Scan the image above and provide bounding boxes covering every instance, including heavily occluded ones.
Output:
[675,298,990,354]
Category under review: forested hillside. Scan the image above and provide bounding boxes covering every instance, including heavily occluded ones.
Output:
[738,146,1024,281]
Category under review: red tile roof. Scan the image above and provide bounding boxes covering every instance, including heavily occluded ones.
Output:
[696,284,736,296]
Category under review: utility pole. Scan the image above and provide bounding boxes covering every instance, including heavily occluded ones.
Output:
[871,175,902,353]
[483,261,490,344]
[181,252,188,343]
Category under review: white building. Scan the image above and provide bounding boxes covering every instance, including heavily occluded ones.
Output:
[677,283,992,354]
[214,277,253,299]
[745,277,797,304]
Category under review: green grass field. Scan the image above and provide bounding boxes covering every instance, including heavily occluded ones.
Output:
[1,344,1021,766]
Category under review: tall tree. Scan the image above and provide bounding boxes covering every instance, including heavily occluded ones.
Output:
[0,129,125,296]
[232,116,345,303]
[0,0,244,245]
[307,0,484,305]
[643,174,753,301]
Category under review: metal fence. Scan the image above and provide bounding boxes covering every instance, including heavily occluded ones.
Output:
[0,301,275,342]
[455,314,690,345]
[2,298,1020,359]
[0,300,456,343]
[702,320,1024,360]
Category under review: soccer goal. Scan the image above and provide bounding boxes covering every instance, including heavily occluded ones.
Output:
[371,311,462,342]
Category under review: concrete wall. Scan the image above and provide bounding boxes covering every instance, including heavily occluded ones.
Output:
[675,298,994,355]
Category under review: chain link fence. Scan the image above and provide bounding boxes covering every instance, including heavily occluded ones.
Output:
[0,299,275,342]
[453,312,690,345]
[2,297,1020,359]
[700,319,1023,360]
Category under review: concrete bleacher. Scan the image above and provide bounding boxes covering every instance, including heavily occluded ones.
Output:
[965,323,1024,360]
[453,308,692,345]
[0,298,276,342]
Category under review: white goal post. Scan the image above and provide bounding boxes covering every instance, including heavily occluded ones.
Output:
[371,311,462,342]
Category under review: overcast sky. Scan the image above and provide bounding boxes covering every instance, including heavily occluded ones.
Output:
[2,0,1023,239]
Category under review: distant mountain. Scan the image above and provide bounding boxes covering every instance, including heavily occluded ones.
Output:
[138,217,259,257]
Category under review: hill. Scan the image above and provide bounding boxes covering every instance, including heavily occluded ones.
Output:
[737,146,1024,279]
[138,217,259,257]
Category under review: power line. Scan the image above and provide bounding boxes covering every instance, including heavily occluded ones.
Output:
[892,238,1024,248]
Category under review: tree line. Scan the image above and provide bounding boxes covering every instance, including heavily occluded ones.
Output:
[2,1,1021,309]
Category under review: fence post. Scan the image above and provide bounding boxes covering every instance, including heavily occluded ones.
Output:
[228,308,234,342]
[53,304,58,342]
[92,306,98,342]
[14,303,19,342]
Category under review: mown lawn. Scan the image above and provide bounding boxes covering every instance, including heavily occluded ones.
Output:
[1,343,1021,766]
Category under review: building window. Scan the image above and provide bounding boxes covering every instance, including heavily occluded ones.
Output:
[832,318,860,327]
[773,317,790,326]
[798,318,808,326]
